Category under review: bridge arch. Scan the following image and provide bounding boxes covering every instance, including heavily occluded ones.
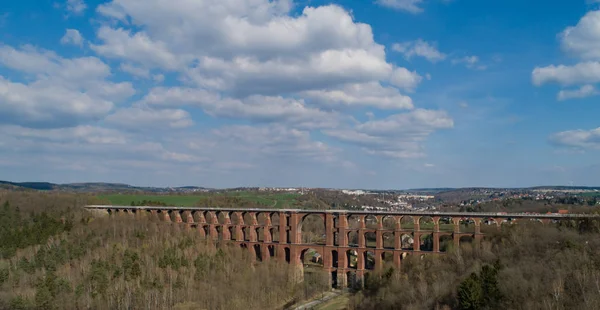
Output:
[382,215,397,230]
[419,216,435,231]
[299,213,325,244]
[382,232,394,249]
[400,215,414,230]
[364,214,378,229]
[400,233,414,250]
[347,230,359,246]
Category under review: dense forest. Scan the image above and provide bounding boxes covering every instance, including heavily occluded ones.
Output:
[2,190,600,309]
[0,191,328,309]
[350,219,600,310]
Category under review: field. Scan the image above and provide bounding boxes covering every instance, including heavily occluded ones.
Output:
[98,191,302,208]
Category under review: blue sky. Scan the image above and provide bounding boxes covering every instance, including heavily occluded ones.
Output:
[0,0,599,189]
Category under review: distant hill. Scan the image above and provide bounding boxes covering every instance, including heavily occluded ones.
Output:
[0,181,211,193]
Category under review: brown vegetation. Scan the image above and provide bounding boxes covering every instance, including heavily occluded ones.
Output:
[0,191,329,310]
[350,220,600,310]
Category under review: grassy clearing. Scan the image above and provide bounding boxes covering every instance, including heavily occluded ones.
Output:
[97,194,201,206]
[98,191,302,208]
[314,294,349,310]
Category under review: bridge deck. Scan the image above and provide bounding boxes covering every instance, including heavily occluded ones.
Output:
[84,205,600,219]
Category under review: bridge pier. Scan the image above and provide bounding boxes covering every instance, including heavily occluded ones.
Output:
[88,205,589,287]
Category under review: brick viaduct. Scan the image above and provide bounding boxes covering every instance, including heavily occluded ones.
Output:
[85,205,599,288]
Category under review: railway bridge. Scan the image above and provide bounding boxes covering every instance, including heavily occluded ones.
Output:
[85,205,599,287]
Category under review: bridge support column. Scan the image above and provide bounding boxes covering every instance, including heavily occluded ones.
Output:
[393,252,401,269]
[325,213,334,246]
[433,232,440,252]
[338,212,348,247]
[336,270,347,288]
[279,212,288,244]
[413,232,421,251]
[174,211,183,223]
[376,230,383,249]
[163,211,172,222]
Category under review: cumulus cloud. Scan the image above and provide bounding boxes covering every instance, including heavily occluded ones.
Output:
[533,10,600,99]
[452,55,486,70]
[105,107,194,130]
[376,0,424,14]
[60,29,84,46]
[323,109,454,158]
[557,85,598,100]
[119,63,150,78]
[392,39,446,62]
[140,87,338,129]
[532,62,600,86]
[550,127,600,150]
[66,0,87,15]
[0,44,132,128]
[302,82,414,110]
[560,10,600,60]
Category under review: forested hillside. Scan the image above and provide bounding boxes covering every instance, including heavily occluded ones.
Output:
[350,219,600,310]
[0,191,328,310]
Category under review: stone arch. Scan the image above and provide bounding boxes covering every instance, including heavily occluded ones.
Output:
[400,215,414,230]
[267,245,276,258]
[401,233,414,250]
[346,249,358,269]
[382,232,394,249]
[363,251,375,270]
[299,214,325,244]
[365,214,378,229]
[300,248,324,268]
[243,226,252,242]
[439,216,453,231]
[216,211,228,224]
[256,226,265,242]
[331,250,339,268]
[257,212,271,226]
[205,211,217,224]
[419,216,435,230]
[459,218,476,233]
[347,230,359,246]
[231,212,244,225]
[347,215,361,229]
[346,271,358,289]
[364,231,376,248]
[382,215,397,230]
[439,234,453,252]
[419,233,434,251]
[243,212,257,226]
[481,217,500,233]
[270,212,280,226]
[400,252,409,260]
[270,226,279,242]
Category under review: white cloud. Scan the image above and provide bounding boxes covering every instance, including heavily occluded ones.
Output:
[90,27,186,70]
[66,0,87,15]
[140,87,338,129]
[557,84,598,100]
[105,107,193,130]
[323,109,453,158]
[389,67,423,91]
[0,44,133,128]
[452,55,486,70]
[532,62,600,86]
[302,82,413,110]
[60,29,84,46]
[392,39,446,62]
[534,10,600,99]
[560,10,600,60]
[550,127,600,150]
[119,63,150,78]
[376,0,424,14]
